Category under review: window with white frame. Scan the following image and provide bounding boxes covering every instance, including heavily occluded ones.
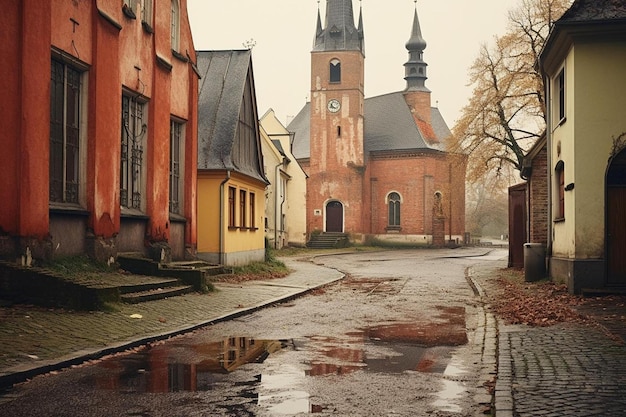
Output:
[120,94,147,211]
[171,0,180,51]
[141,0,153,28]
[50,57,84,205]
[554,68,566,124]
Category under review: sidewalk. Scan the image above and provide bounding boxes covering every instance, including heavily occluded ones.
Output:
[469,260,626,417]
[0,257,344,390]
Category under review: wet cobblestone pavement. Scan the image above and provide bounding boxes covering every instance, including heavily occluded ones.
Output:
[1,249,626,416]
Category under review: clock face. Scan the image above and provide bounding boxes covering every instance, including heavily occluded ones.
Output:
[327,99,341,113]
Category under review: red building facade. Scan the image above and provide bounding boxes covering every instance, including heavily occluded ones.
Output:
[0,0,199,263]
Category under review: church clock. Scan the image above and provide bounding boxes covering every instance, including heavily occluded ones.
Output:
[327,98,341,113]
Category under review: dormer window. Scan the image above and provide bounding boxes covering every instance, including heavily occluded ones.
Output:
[330,59,341,83]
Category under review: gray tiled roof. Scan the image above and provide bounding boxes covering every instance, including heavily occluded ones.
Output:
[559,0,626,22]
[196,50,267,183]
[288,92,450,160]
[313,0,364,52]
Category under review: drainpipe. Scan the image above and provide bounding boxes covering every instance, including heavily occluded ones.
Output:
[545,74,553,272]
[280,179,287,248]
[219,171,231,265]
[274,161,283,249]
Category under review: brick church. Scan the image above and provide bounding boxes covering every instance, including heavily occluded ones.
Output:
[288,0,466,246]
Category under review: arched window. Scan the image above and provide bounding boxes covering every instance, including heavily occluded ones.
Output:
[330,59,341,83]
[387,192,401,227]
[555,161,565,220]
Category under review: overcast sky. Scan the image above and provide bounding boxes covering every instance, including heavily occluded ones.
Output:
[187,1,515,127]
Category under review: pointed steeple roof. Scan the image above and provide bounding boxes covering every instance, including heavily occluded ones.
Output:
[313,0,364,53]
[404,2,429,92]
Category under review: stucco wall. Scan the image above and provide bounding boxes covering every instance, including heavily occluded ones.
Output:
[551,41,626,260]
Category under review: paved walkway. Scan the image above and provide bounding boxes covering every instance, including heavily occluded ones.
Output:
[469,261,626,417]
[0,257,344,390]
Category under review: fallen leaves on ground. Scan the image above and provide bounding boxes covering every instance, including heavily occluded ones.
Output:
[489,269,588,327]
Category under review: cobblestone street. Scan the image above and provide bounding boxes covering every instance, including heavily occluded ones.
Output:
[497,324,626,417]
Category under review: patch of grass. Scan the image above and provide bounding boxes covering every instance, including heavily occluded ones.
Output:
[233,258,289,275]
[43,255,119,278]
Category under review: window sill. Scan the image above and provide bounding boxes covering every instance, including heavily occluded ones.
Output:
[169,213,187,223]
[122,4,137,19]
[49,203,89,216]
[552,116,567,132]
[142,21,154,34]
[172,49,188,63]
[554,217,565,223]
[385,226,401,233]
[121,207,149,220]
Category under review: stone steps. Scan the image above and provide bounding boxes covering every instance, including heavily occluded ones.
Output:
[306,232,349,249]
[120,284,194,304]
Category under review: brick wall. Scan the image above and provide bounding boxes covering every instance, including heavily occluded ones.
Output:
[529,145,548,245]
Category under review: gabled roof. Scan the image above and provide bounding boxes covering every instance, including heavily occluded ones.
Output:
[196,50,268,183]
[288,91,450,160]
[539,0,626,73]
[559,0,626,22]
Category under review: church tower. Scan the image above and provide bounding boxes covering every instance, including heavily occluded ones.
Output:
[308,0,366,236]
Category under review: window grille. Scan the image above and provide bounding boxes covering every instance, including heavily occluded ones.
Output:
[120,95,146,210]
[169,120,182,214]
[50,58,81,204]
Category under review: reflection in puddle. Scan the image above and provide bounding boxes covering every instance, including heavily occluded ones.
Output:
[93,337,285,393]
[87,306,470,414]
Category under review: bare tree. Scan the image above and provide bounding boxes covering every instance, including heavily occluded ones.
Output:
[450,0,573,184]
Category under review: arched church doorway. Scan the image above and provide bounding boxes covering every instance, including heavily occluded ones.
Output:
[325,201,344,233]
[607,148,626,285]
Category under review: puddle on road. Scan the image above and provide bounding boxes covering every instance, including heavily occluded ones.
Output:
[85,306,469,414]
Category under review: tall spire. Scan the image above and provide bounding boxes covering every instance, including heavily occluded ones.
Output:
[313,0,364,53]
[404,1,429,91]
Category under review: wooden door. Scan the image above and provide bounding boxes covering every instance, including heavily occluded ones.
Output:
[607,187,626,284]
[326,201,343,233]
[607,149,626,285]
[508,184,527,268]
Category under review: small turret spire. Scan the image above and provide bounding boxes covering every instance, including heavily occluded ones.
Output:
[316,1,323,38]
[404,1,429,91]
